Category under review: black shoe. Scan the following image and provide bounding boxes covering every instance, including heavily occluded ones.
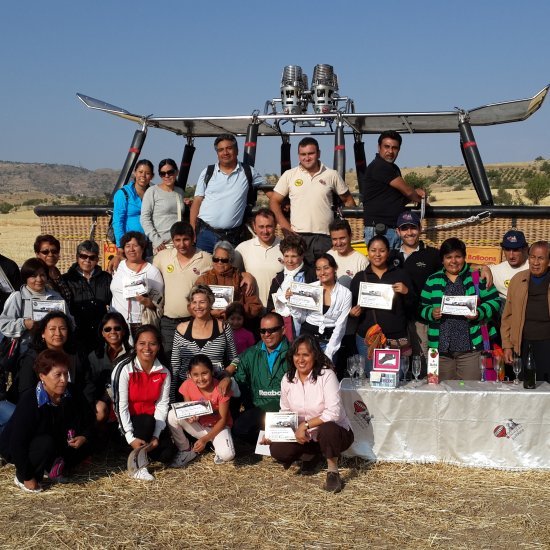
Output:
[324,471,342,493]
[299,454,322,475]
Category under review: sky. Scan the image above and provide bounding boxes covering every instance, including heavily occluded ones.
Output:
[1,0,549,187]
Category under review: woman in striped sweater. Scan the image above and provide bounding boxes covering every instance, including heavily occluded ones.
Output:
[419,238,500,380]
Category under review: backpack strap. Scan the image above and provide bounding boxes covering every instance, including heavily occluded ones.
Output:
[203,164,215,188]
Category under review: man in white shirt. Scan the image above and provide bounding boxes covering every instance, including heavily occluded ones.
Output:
[481,229,529,307]
[234,208,283,308]
[327,219,368,289]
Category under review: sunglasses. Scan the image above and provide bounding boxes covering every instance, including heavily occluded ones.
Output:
[259,326,283,335]
[103,326,122,333]
[39,248,59,256]
[160,169,176,177]
[212,257,230,264]
[78,253,98,261]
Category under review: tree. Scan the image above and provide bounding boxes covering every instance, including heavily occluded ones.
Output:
[525,174,550,205]
[495,187,513,206]
[404,171,432,198]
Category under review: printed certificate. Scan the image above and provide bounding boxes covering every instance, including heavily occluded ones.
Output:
[210,285,234,309]
[358,282,394,310]
[171,400,214,420]
[288,282,323,312]
[122,272,148,299]
[265,411,298,442]
[440,295,477,316]
[31,299,66,321]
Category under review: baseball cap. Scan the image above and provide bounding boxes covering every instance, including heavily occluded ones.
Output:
[500,230,527,249]
[396,211,421,228]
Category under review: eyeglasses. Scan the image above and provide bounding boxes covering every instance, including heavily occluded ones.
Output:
[39,248,59,256]
[160,169,176,177]
[78,253,98,261]
[259,326,283,335]
[212,257,230,264]
[103,326,122,333]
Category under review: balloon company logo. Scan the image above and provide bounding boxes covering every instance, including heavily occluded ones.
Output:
[193,268,200,275]
[493,419,524,440]
[353,400,372,427]
[294,179,303,187]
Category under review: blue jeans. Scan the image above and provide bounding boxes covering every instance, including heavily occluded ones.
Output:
[0,400,15,434]
[355,335,373,375]
[195,227,219,254]
[364,226,401,249]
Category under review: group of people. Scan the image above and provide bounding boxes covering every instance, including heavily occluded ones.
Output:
[0,129,549,496]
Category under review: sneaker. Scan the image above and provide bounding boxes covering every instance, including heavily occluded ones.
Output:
[132,466,155,481]
[14,476,43,493]
[48,457,66,482]
[127,447,150,475]
[169,449,197,468]
[214,454,231,465]
[324,471,343,493]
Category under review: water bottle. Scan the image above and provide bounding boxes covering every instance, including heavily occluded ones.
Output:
[523,345,536,390]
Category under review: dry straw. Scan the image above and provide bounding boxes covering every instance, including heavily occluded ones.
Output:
[1,451,549,549]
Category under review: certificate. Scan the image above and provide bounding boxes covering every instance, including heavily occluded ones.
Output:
[358,282,394,310]
[440,295,477,316]
[122,272,148,299]
[171,400,214,420]
[288,282,323,312]
[31,299,66,321]
[265,411,298,442]
[210,285,234,309]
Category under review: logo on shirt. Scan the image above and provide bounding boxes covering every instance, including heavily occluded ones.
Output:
[319,179,327,186]
[193,267,200,275]
[504,279,510,288]
[294,179,303,187]
[167,264,175,273]
[416,261,427,268]
[346,270,354,277]
[278,257,284,264]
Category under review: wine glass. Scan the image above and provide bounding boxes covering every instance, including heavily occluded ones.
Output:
[513,355,522,385]
[347,357,358,388]
[401,356,410,385]
[412,356,422,386]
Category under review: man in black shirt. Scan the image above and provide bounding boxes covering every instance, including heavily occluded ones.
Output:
[361,131,425,249]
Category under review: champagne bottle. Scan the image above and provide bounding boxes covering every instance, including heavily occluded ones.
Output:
[523,345,536,389]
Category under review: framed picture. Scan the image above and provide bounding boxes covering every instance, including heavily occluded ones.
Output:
[373,348,401,372]
[440,295,477,316]
[357,282,394,310]
[209,285,235,309]
[288,282,323,312]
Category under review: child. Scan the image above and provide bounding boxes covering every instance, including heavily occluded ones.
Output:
[226,302,255,354]
[167,354,235,466]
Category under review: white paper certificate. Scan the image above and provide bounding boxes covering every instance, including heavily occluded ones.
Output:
[440,295,477,316]
[358,282,394,310]
[171,400,214,420]
[122,272,148,299]
[288,282,323,312]
[32,299,66,321]
[210,285,234,309]
[265,411,298,442]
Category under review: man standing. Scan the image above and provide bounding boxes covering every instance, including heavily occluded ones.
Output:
[361,131,425,249]
[234,208,283,308]
[190,134,265,253]
[269,137,356,265]
[153,221,212,359]
[481,230,528,307]
[0,252,21,311]
[227,313,289,446]
[391,211,441,358]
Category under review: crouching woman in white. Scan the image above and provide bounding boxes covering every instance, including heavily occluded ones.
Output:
[111,325,173,481]
[167,354,235,467]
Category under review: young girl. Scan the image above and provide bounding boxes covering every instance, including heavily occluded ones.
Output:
[226,302,255,354]
[167,354,235,467]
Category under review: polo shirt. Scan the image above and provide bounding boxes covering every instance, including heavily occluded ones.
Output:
[153,248,212,318]
[327,249,369,289]
[489,260,528,301]
[194,162,264,229]
[273,163,349,235]
[235,236,283,306]
[261,340,283,373]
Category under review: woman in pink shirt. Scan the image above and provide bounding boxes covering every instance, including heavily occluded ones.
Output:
[269,335,354,493]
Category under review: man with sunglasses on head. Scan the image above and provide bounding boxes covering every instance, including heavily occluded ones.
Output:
[218,312,289,449]
[61,240,112,354]
[189,134,266,254]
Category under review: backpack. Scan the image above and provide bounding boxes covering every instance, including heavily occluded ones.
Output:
[106,187,129,243]
[203,162,257,222]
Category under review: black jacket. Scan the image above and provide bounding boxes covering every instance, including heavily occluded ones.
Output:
[0,254,21,311]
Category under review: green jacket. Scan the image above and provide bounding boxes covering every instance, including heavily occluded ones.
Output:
[419,263,500,350]
[233,338,289,412]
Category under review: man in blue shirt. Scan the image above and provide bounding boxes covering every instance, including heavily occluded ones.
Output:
[189,134,265,253]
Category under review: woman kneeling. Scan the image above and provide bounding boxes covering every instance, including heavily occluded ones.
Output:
[269,335,354,493]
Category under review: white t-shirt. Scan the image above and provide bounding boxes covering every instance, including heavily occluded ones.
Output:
[327,249,369,289]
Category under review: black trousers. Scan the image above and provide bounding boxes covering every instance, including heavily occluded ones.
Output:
[521,339,550,382]
[131,414,174,464]
[270,422,354,463]
[232,407,266,446]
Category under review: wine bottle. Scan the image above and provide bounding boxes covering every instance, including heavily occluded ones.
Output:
[523,345,536,390]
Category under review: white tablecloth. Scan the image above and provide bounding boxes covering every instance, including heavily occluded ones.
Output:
[340,379,550,470]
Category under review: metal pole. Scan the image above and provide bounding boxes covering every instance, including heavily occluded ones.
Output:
[243,122,259,167]
[353,136,367,198]
[176,138,195,191]
[280,137,291,174]
[333,119,346,180]
[458,112,493,206]
[110,127,147,202]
